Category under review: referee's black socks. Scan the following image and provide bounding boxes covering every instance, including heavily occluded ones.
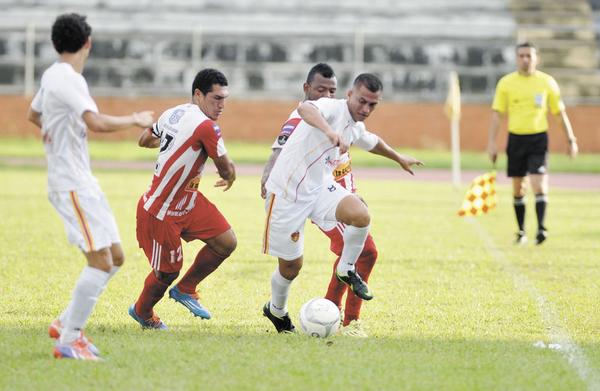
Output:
[513,196,526,232]
[535,193,548,232]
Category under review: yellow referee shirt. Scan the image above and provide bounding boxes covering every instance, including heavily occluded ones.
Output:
[492,71,565,135]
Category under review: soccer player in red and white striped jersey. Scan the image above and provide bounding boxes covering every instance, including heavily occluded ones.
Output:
[130,69,237,329]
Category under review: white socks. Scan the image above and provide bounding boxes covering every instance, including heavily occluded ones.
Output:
[59,266,110,344]
[270,268,292,318]
[336,225,370,276]
[59,265,120,324]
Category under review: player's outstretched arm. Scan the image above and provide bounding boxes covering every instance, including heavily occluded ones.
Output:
[556,109,578,158]
[369,137,423,175]
[213,154,236,191]
[297,102,348,153]
[83,110,154,133]
[138,128,160,148]
[260,149,281,199]
[27,108,42,128]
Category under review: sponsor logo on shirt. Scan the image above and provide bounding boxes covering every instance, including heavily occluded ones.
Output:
[277,118,301,145]
[290,231,300,242]
[168,109,185,124]
[185,176,200,191]
[332,161,352,181]
[213,124,222,137]
[534,93,544,107]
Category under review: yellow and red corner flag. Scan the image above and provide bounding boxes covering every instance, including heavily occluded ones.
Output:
[458,171,498,217]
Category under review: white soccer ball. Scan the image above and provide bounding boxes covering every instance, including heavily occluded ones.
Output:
[299,298,341,338]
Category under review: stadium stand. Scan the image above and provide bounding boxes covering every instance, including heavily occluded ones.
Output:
[0,0,598,102]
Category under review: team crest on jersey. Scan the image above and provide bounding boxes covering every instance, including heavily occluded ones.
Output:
[290,231,300,242]
[277,118,301,145]
[168,109,185,125]
[213,124,222,137]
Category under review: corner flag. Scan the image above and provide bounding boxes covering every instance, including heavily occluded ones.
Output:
[457,171,498,217]
[445,71,461,186]
[444,71,461,120]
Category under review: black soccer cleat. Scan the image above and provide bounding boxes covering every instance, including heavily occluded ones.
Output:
[336,270,373,301]
[535,229,547,245]
[262,302,296,333]
[515,230,527,245]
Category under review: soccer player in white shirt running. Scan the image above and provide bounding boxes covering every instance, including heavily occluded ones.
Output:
[129,68,237,329]
[27,13,154,360]
[262,73,422,333]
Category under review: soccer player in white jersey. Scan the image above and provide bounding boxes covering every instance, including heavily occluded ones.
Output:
[129,68,236,329]
[262,73,422,333]
[262,63,376,337]
[27,13,154,360]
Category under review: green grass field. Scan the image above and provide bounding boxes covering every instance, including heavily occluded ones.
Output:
[2,137,599,173]
[1,165,599,390]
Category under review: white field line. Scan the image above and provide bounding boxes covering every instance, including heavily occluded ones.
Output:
[467,217,600,391]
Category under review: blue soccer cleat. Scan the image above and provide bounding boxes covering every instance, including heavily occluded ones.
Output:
[168,286,212,319]
[128,304,168,330]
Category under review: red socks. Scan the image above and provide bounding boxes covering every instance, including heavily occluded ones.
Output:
[135,272,170,320]
[176,245,227,295]
[324,237,378,326]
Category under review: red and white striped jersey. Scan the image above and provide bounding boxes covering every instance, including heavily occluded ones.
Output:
[143,103,227,220]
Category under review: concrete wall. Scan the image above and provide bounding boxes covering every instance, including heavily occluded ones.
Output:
[2,95,598,152]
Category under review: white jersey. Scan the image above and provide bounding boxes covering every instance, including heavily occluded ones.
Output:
[266,98,378,202]
[30,62,99,192]
[270,106,378,194]
[142,103,228,221]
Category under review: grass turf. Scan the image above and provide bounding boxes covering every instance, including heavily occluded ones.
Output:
[1,136,599,173]
[0,167,599,390]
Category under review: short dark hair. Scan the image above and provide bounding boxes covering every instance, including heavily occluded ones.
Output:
[306,63,335,84]
[192,68,228,96]
[516,41,536,51]
[353,73,383,93]
[51,13,92,54]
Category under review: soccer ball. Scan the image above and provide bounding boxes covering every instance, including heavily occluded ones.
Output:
[299,298,341,338]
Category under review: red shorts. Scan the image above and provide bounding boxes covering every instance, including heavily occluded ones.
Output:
[320,223,374,257]
[136,193,231,273]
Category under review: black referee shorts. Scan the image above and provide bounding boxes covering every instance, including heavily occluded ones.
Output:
[506,132,548,177]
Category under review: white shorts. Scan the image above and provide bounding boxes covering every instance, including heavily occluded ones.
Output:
[263,181,351,260]
[48,188,121,253]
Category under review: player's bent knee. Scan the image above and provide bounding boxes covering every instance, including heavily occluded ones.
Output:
[86,248,113,273]
[210,229,237,257]
[155,271,180,285]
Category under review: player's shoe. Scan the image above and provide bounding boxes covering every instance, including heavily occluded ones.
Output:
[262,302,295,333]
[515,230,528,245]
[48,319,100,356]
[341,320,368,338]
[168,286,212,319]
[53,336,101,361]
[128,304,168,330]
[336,270,373,301]
[535,229,547,245]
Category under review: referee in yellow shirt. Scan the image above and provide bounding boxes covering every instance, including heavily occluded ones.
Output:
[487,42,578,245]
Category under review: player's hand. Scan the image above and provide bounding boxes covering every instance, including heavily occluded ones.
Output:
[133,111,155,128]
[215,178,234,191]
[260,182,267,199]
[398,155,423,175]
[326,131,349,154]
[487,143,498,164]
[568,139,578,159]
